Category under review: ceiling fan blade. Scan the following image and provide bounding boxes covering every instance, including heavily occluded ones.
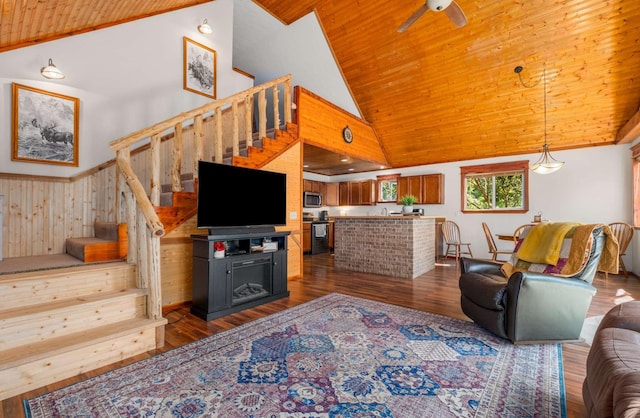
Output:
[444,0,467,27]
[397,2,430,33]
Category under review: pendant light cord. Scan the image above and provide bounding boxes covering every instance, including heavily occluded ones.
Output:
[515,66,547,146]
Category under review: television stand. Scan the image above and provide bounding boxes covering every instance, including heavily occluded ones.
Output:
[191,230,290,321]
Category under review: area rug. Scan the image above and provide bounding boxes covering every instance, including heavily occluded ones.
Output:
[25,293,566,417]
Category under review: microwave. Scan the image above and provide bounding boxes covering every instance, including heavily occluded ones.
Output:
[303,192,322,208]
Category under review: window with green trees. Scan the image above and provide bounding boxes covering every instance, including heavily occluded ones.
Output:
[376,174,399,202]
[460,161,529,213]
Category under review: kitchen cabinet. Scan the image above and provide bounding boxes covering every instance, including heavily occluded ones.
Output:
[397,176,422,203]
[303,180,323,194]
[398,174,444,204]
[325,182,339,206]
[339,180,377,206]
[421,174,444,204]
[359,180,377,205]
[339,182,350,206]
[303,222,311,253]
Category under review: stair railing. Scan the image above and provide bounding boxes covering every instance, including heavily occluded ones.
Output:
[109,74,292,321]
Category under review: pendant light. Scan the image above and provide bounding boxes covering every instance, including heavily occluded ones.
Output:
[40,58,65,79]
[514,65,564,174]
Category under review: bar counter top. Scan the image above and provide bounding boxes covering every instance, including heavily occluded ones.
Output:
[331,215,443,220]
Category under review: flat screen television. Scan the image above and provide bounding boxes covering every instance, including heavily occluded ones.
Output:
[197,161,287,232]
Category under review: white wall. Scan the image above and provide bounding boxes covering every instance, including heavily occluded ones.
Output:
[232,0,359,117]
[0,0,253,176]
[306,144,635,272]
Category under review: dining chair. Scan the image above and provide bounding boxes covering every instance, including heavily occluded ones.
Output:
[481,222,512,262]
[606,222,634,278]
[513,223,535,245]
[441,220,473,263]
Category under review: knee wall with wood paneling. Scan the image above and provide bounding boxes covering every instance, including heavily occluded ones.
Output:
[0,167,118,258]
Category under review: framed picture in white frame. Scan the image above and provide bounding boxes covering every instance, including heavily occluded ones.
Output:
[183,36,217,99]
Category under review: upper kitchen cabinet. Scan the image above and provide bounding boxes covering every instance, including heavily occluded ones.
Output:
[421,174,444,204]
[325,182,340,206]
[303,180,324,194]
[338,180,377,206]
[397,176,422,203]
[398,174,444,204]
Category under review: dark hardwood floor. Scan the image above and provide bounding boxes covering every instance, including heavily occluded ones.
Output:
[3,254,639,418]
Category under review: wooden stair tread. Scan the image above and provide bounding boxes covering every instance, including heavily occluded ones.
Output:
[0,317,167,371]
[0,288,147,320]
[0,260,132,284]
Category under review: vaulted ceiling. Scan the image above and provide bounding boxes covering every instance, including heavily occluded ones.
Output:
[2,0,639,169]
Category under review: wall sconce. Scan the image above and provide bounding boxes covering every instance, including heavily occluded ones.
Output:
[198,19,212,35]
[40,58,65,79]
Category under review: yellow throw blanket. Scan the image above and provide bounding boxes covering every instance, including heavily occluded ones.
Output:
[597,224,619,275]
[501,223,619,278]
[516,222,579,265]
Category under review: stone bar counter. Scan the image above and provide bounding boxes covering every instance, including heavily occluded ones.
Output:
[333,215,438,279]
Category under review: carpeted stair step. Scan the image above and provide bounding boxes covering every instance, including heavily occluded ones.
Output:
[66,222,127,262]
[0,316,167,400]
[160,173,195,206]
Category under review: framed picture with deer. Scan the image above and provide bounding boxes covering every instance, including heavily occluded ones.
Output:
[12,83,79,166]
[183,37,217,99]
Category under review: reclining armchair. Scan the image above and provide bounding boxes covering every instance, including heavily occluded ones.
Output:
[459,224,615,343]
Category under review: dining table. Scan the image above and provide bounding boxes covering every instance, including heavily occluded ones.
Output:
[496,233,515,241]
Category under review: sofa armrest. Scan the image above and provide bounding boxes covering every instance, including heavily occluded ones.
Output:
[505,271,597,342]
[460,257,504,275]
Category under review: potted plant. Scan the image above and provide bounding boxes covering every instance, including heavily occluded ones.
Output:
[400,194,417,213]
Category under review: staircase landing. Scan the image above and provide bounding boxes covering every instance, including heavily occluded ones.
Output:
[0,254,111,275]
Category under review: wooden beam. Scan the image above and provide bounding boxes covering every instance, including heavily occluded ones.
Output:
[617,110,640,144]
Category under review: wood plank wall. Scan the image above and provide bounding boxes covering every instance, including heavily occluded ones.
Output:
[295,86,387,164]
[0,167,117,257]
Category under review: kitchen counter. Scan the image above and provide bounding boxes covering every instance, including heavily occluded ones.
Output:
[331,215,441,219]
[333,216,440,279]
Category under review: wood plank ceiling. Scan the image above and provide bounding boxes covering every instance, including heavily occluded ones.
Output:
[2,0,639,170]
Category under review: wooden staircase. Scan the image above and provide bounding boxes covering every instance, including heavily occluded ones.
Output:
[0,262,167,400]
[0,75,296,402]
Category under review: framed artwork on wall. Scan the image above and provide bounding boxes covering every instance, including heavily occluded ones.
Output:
[183,36,217,99]
[12,83,79,167]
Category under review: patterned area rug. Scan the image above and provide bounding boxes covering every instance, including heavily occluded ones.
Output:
[25,293,566,417]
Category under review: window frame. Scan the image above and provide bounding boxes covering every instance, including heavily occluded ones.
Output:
[376,174,399,203]
[631,142,640,227]
[460,160,529,214]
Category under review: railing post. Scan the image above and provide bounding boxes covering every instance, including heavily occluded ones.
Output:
[284,79,292,124]
[150,134,161,206]
[232,101,239,157]
[244,95,253,147]
[172,123,183,192]
[136,209,149,289]
[193,115,204,179]
[258,89,267,139]
[148,234,162,320]
[273,85,280,130]
[214,107,223,163]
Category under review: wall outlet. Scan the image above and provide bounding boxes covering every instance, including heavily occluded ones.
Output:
[290,211,297,220]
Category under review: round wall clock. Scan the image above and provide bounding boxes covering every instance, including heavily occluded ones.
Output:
[342,125,353,143]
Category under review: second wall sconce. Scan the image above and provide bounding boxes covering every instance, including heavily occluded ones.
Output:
[198,19,212,35]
